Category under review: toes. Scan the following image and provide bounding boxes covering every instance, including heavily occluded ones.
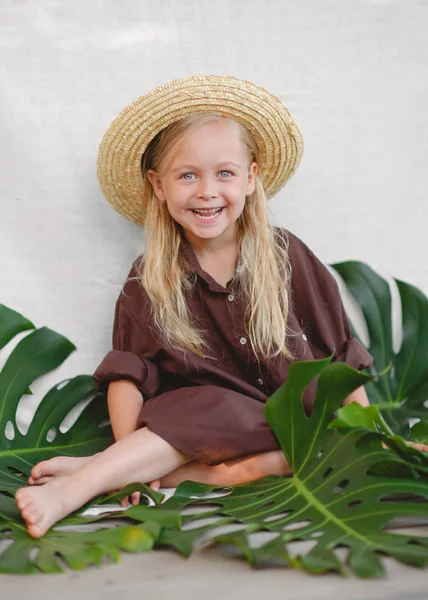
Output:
[31,465,44,480]
[15,488,30,509]
[21,504,41,525]
[131,491,141,505]
[27,523,44,539]
[29,475,52,486]
[31,458,57,480]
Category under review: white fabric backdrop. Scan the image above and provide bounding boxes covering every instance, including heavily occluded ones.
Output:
[1,0,427,427]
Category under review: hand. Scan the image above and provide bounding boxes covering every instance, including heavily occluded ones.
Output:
[381,440,428,452]
[406,441,428,453]
[117,479,161,508]
[120,491,141,508]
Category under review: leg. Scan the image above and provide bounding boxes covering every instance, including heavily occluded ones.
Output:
[158,449,291,488]
[15,427,190,538]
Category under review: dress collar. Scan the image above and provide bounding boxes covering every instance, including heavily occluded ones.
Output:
[179,234,240,293]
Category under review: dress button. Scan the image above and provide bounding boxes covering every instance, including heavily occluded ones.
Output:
[239,337,247,345]
[228,293,235,302]
[301,333,308,342]
[257,378,264,385]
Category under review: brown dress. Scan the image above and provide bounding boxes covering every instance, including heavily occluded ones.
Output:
[93,228,373,465]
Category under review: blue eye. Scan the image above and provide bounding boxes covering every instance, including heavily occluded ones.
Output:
[219,171,233,178]
[181,173,196,180]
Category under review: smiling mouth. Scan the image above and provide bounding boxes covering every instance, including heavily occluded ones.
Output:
[191,207,224,220]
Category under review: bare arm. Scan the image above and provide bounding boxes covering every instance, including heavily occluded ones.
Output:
[342,385,369,408]
[107,380,144,442]
[107,380,145,505]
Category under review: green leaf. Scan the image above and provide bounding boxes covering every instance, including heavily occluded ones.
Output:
[409,422,428,445]
[2,293,428,578]
[0,305,35,351]
[145,361,428,578]
[331,261,428,437]
[0,326,76,435]
[330,402,394,435]
[329,403,428,480]
[127,505,181,529]
[0,523,157,574]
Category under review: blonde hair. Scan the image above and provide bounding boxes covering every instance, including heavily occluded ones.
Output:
[136,113,294,361]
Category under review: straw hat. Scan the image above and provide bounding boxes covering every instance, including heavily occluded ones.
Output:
[97,75,304,226]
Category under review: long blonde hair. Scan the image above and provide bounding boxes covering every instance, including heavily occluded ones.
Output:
[137,113,294,361]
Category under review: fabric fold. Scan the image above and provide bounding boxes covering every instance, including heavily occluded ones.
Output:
[334,337,374,371]
[93,350,160,398]
[139,385,280,465]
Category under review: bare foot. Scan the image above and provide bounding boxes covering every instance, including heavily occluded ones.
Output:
[16,477,78,538]
[29,455,94,485]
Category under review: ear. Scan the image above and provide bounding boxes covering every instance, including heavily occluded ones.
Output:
[147,169,166,202]
[246,162,258,195]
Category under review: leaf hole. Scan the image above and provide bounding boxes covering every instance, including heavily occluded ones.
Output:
[322,466,335,479]
[315,449,324,461]
[7,466,27,478]
[332,479,350,494]
[5,421,15,440]
[287,538,318,557]
[59,394,98,433]
[264,511,293,523]
[283,519,311,531]
[407,539,424,547]
[180,504,223,516]
[379,493,427,503]
[348,499,363,508]
[248,531,280,549]
[424,400,428,408]
[46,427,57,442]
[389,365,395,379]
[182,516,224,531]
[56,380,70,391]
[311,531,324,538]
[29,547,40,561]
[53,551,68,570]
[262,501,276,510]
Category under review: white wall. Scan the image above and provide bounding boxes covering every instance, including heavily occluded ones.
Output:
[1,0,427,424]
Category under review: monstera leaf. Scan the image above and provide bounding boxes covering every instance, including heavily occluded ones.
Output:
[0,305,112,498]
[0,305,175,573]
[1,303,428,577]
[153,358,428,578]
[331,261,428,438]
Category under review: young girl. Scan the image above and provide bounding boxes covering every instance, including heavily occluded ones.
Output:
[16,75,375,538]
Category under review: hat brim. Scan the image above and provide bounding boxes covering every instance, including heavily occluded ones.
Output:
[97,75,304,226]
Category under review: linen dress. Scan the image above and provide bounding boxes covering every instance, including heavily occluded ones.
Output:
[93,228,373,465]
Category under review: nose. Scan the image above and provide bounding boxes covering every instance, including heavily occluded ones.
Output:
[196,176,218,200]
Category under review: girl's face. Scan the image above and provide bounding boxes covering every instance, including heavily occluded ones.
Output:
[147,118,258,248]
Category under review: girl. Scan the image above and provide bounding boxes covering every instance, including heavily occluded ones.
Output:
[16,75,375,538]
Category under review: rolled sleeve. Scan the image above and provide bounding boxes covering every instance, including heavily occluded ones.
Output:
[93,350,160,397]
[334,337,373,371]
